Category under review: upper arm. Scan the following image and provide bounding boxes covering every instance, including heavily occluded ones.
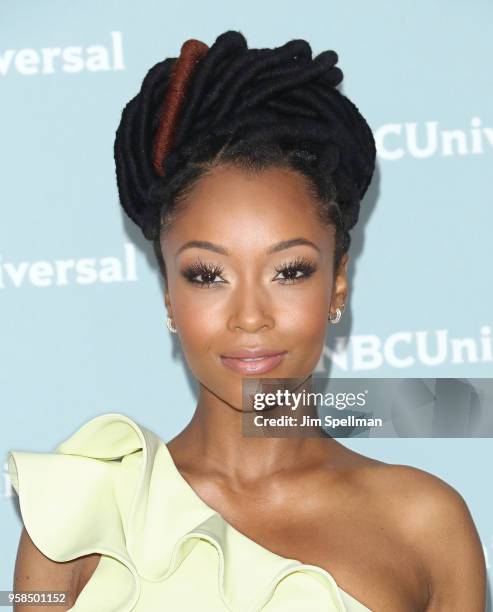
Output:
[408,474,487,611]
[13,527,80,611]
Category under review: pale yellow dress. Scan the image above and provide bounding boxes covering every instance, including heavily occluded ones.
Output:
[8,412,372,611]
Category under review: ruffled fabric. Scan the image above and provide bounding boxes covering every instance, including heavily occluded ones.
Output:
[8,412,372,612]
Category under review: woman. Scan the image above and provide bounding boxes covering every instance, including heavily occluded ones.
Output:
[9,31,486,611]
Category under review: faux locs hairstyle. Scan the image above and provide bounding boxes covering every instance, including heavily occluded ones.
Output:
[114,30,376,282]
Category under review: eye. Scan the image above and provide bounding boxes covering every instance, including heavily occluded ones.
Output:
[181,260,226,288]
[273,256,318,285]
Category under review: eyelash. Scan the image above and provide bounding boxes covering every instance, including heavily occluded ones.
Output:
[181,256,317,288]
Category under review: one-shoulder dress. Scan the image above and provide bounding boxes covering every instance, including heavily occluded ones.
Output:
[7,412,372,611]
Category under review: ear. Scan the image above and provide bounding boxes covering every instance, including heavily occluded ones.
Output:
[331,252,349,311]
[163,288,173,319]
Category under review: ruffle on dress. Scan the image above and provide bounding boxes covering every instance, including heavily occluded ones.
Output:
[8,412,372,612]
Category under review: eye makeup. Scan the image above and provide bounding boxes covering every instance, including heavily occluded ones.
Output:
[180,259,226,288]
[273,255,318,285]
[180,255,318,288]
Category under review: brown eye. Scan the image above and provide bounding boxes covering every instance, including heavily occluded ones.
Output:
[273,256,317,285]
[181,261,226,288]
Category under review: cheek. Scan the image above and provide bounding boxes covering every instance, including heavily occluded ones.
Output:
[171,289,223,375]
[277,282,330,335]
[281,295,328,369]
[275,283,331,373]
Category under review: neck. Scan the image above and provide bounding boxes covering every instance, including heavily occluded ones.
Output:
[167,375,344,486]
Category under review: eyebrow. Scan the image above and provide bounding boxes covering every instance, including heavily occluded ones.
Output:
[175,237,321,258]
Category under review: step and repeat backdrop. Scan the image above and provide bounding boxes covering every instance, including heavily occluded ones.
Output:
[1,0,492,604]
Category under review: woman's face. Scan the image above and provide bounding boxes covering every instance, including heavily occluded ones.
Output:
[161,164,348,409]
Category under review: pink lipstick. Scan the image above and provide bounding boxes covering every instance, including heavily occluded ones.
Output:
[220,348,287,375]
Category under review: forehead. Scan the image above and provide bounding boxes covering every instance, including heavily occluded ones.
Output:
[163,165,333,257]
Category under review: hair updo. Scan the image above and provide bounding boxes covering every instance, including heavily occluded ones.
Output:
[114,30,376,280]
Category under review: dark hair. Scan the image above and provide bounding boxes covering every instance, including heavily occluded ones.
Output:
[114,30,376,281]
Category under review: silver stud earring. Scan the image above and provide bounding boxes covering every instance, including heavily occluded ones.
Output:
[166,316,177,333]
[329,305,344,324]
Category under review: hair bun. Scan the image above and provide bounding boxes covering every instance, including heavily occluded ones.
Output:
[114,30,376,241]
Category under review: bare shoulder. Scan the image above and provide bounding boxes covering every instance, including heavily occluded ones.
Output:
[359,460,487,611]
[13,527,101,612]
[364,460,482,534]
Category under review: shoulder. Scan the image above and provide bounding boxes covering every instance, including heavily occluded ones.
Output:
[366,461,480,531]
[361,461,487,610]
[14,527,101,611]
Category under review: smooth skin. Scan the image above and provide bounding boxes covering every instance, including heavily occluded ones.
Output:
[14,165,486,611]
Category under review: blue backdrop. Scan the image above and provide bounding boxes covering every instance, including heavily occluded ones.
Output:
[1,0,491,606]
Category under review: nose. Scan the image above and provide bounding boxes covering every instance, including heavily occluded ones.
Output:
[226,281,275,333]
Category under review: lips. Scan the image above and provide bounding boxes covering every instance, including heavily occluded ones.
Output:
[220,348,287,375]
